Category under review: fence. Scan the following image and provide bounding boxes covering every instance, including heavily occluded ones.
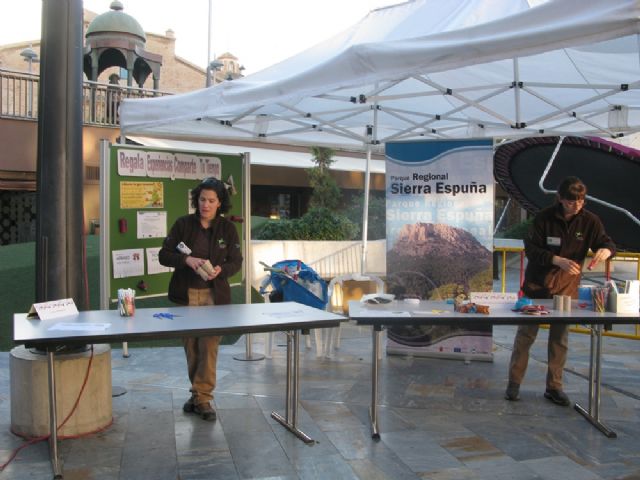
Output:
[0,68,169,126]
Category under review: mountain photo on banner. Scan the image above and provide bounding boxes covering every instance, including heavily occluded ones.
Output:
[384,140,494,358]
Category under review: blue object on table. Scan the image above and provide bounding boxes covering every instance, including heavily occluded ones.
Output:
[514,296,533,311]
[578,285,595,307]
[153,312,181,320]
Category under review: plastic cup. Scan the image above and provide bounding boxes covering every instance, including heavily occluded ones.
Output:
[591,287,608,313]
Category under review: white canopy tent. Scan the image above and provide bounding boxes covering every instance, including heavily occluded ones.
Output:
[121,0,640,147]
[120,0,640,272]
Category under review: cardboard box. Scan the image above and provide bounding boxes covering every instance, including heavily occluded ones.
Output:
[608,280,639,314]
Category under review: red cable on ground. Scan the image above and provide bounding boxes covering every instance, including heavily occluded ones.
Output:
[0,345,113,472]
[82,214,90,308]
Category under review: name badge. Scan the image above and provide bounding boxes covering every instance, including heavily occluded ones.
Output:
[547,236,561,247]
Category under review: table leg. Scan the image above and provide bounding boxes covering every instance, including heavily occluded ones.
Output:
[47,350,63,478]
[370,326,381,439]
[574,324,617,438]
[271,330,314,443]
[233,334,265,361]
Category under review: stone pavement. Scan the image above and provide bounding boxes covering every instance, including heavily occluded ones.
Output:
[1,316,639,480]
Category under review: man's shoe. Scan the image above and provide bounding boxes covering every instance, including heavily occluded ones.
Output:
[505,381,520,401]
[544,389,570,406]
[193,402,217,421]
[183,396,195,413]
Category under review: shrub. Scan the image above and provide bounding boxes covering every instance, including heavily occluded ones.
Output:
[255,207,357,241]
[496,217,533,239]
[297,207,358,240]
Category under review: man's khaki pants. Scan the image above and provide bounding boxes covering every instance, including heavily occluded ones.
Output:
[185,288,222,405]
[508,323,569,390]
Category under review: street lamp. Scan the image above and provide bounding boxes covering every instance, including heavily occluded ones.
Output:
[208,60,223,87]
[20,45,39,117]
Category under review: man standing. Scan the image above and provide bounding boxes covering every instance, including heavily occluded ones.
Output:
[505,176,615,406]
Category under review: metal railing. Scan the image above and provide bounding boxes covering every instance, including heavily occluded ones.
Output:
[307,242,364,279]
[0,68,170,126]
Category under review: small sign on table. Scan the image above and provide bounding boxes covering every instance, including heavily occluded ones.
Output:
[27,298,79,320]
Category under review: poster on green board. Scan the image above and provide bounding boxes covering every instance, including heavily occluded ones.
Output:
[101,144,245,306]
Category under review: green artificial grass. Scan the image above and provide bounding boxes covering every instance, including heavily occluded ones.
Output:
[0,236,262,352]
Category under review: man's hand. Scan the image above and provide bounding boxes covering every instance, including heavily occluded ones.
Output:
[552,255,582,275]
[588,248,612,270]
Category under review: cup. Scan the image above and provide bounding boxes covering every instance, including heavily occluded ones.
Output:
[578,285,594,308]
[562,295,572,312]
[196,260,215,281]
[117,288,135,316]
[591,287,608,313]
[553,295,564,311]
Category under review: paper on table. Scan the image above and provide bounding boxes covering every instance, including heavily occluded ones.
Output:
[360,310,411,317]
[48,323,111,332]
[262,310,306,319]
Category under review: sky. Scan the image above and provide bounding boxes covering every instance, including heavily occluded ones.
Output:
[0,0,399,75]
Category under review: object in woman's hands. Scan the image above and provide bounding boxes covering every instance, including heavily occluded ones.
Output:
[196,260,216,281]
[176,242,192,255]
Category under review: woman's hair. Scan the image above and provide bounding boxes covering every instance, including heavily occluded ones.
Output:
[190,177,231,214]
[557,176,587,201]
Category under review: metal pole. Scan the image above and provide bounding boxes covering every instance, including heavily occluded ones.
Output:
[47,350,62,478]
[233,152,265,361]
[27,58,33,116]
[574,324,617,438]
[36,0,85,308]
[361,146,371,275]
[370,327,380,439]
[205,0,212,87]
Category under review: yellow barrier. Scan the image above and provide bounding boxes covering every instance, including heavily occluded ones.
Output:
[494,243,640,339]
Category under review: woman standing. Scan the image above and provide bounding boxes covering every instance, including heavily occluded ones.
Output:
[159,177,243,421]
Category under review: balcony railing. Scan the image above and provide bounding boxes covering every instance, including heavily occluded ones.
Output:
[0,68,170,126]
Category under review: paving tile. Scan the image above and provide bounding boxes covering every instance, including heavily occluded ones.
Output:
[225,429,296,478]
[521,456,604,480]
[382,429,462,472]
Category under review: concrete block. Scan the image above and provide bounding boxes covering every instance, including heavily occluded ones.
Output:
[10,344,112,437]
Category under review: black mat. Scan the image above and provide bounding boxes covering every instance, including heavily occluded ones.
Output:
[494,136,640,251]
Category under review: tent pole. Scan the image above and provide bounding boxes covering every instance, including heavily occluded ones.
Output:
[361,98,378,275]
[361,146,371,275]
[513,58,521,127]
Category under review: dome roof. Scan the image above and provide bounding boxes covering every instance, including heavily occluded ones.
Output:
[86,1,146,41]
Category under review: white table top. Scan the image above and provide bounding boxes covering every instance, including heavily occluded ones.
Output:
[14,301,345,348]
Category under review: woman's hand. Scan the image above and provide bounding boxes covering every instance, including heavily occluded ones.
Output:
[211,265,222,278]
[186,257,222,280]
[185,256,206,272]
[552,255,582,275]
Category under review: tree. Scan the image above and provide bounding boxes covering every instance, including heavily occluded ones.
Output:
[344,192,386,240]
[307,146,341,211]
